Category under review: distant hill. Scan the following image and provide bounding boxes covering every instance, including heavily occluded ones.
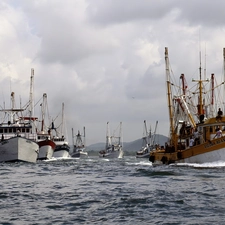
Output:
[86,134,169,156]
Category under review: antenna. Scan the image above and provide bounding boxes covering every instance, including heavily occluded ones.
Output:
[199,48,202,80]
[204,43,207,80]
[199,29,202,80]
[30,68,34,119]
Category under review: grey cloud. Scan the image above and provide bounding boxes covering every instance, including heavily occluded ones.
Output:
[175,0,225,27]
[86,0,177,25]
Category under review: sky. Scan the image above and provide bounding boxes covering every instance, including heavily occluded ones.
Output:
[1,0,225,145]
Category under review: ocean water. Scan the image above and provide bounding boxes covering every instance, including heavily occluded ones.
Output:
[1,156,225,225]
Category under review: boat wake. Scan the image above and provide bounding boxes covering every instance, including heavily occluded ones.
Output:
[43,156,73,162]
[100,158,110,161]
[172,160,225,168]
[126,161,152,166]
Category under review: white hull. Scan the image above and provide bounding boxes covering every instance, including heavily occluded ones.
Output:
[177,147,225,164]
[37,139,55,160]
[0,137,39,163]
[99,149,124,158]
[53,143,70,158]
[52,138,70,158]
[38,145,54,160]
[71,150,88,158]
[53,150,70,158]
[152,147,225,165]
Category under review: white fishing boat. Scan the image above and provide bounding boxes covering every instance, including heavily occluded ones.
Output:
[99,122,124,158]
[52,137,70,158]
[136,120,158,158]
[71,127,88,158]
[52,103,70,158]
[37,93,56,160]
[0,69,39,163]
[149,47,225,165]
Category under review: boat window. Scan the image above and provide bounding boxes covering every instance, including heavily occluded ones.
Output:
[22,128,25,133]
[0,128,3,133]
[13,128,17,133]
[26,128,30,133]
[4,128,8,133]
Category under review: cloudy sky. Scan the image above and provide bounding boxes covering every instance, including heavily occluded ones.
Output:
[1,0,225,145]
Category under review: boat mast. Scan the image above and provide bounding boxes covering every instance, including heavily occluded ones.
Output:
[165,47,176,145]
[199,51,203,115]
[29,68,36,135]
[72,128,75,146]
[210,74,214,117]
[142,120,148,146]
[152,120,158,147]
[119,122,122,145]
[192,51,209,120]
[105,122,110,149]
[105,122,108,149]
[180,74,187,96]
[29,68,34,121]
[61,102,64,137]
[11,92,15,123]
[83,126,86,147]
[41,93,47,132]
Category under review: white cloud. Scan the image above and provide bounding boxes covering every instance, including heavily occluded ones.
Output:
[0,0,225,145]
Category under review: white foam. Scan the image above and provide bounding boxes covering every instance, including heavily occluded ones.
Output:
[174,160,225,168]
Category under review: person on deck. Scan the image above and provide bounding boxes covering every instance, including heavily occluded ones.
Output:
[214,128,222,139]
[189,136,194,147]
[216,108,223,121]
[193,128,200,145]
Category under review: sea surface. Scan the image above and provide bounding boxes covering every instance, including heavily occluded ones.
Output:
[1,156,225,225]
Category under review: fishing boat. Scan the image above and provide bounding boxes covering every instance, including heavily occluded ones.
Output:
[37,93,56,160]
[52,103,70,158]
[99,122,124,158]
[0,69,39,163]
[149,47,225,165]
[71,127,88,158]
[136,120,158,158]
[52,137,70,158]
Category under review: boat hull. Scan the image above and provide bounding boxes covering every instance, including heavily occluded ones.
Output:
[38,139,56,160]
[0,137,39,163]
[53,144,70,158]
[99,149,124,158]
[136,152,150,158]
[177,146,225,164]
[150,137,225,164]
[71,150,88,158]
[53,150,70,158]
